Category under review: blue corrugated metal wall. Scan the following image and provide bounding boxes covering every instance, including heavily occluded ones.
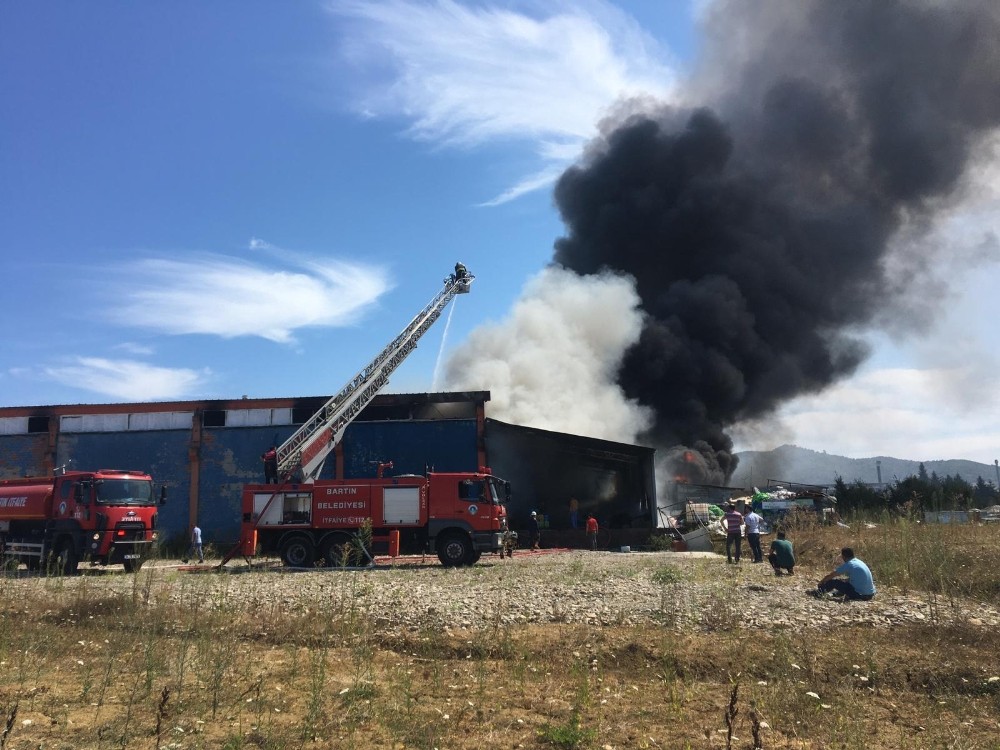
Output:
[0,434,48,477]
[343,421,478,477]
[196,425,299,547]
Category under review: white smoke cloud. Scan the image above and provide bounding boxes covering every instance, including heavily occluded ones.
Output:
[442,266,652,443]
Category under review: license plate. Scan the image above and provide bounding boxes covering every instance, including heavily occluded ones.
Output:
[123,554,141,560]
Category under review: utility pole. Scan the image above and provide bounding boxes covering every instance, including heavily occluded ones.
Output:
[994,459,999,491]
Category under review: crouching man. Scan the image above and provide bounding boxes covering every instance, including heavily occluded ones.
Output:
[811,547,876,601]
[768,531,795,576]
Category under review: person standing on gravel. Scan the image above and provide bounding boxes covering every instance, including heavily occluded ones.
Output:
[744,505,764,563]
[585,513,599,550]
[811,547,875,601]
[723,503,743,564]
[528,511,541,550]
[183,524,204,564]
[768,531,795,575]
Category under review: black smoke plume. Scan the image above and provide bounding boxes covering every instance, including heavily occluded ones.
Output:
[553,0,1000,483]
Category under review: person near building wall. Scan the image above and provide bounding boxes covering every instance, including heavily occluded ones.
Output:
[585,513,599,550]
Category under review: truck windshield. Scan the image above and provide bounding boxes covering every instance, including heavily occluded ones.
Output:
[94,479,154,506]
[487,478,505,506]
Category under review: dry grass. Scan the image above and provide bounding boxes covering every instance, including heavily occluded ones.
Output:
[780,512,1000,600]
[1,520,999,749]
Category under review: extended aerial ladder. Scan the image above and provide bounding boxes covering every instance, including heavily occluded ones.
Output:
[218,264,474,568]
[275,264,474,483]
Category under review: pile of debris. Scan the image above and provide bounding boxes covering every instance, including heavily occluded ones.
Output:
[658,480,837,552]
[674,485,838,541]
[747,484,838,528]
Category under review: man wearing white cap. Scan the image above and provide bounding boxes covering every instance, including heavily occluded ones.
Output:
[528,511,541,550]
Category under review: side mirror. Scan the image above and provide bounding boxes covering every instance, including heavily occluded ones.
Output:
[159,486,167,506]
[74,483,85,503]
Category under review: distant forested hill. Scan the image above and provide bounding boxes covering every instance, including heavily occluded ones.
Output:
[731,444,999,489]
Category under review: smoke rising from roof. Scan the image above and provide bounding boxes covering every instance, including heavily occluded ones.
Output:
[444,266,652,444]
[552,0,1000,481]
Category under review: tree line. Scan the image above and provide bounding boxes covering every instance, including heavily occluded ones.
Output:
[833,463,1000,515]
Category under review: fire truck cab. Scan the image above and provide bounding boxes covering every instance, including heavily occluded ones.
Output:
[0,469,165,574]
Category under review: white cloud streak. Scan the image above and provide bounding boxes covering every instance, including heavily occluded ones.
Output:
[113,342,155,356]
[333,0,676,202]
[43,358,209,402]
[109,254,391,343]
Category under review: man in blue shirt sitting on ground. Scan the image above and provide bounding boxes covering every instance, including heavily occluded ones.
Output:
[810,547,875,601]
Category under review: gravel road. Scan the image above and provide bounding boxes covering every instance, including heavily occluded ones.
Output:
[9,550,1000,632]
[6,550,998,634]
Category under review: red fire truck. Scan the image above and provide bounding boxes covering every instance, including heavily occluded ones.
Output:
[0,469,165,574]
[238,467,511,567]
[220,264,515,569]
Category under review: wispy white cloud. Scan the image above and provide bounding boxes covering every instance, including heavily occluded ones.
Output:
[42,358,209,402]
[114,342,155,356]
[477,165,568,207]
[108,252,391,344]
[332,0,676,203]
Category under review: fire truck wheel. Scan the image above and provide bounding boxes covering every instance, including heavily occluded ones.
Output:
[465,549,482,565]
[437,533,471,567]
[48,540,78,576]
[319,534,354,567]
[280,535,315,568]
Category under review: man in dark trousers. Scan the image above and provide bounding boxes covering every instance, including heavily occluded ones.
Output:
[585,513,599,550]
[723,503,744,564]
[768,531,795,575]
[528,511,541,550]
[261,446,278,484]
[811,547,876,601]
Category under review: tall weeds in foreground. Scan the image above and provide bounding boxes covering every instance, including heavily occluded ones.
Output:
[723,682,739,750]
[1,543,999,749]
[538,659,596,749]
[0,702,17,750]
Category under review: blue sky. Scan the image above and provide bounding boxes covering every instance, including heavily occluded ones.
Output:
[2,1,999,465]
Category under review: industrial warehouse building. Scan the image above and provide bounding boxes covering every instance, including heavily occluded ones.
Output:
[0,392,656,550]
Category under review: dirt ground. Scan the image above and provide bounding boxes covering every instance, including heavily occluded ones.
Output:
[1,549,999,749]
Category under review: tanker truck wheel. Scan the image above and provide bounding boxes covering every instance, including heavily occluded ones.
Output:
[280,535,315,568]
[48,540,78,576]
[437,533,471,567]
